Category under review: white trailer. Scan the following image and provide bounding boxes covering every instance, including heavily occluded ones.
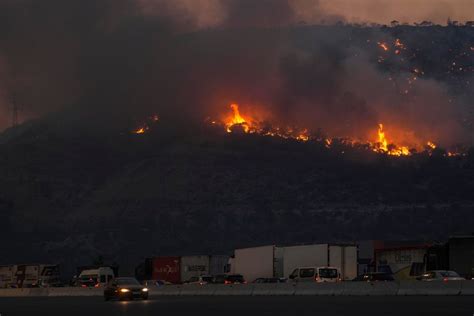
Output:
[0,264,61,288]
[282,244,358,281]
[180,256,210,282]
[232,245,279,282]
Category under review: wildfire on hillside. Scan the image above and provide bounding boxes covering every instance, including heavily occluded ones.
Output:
[131,104,466,158]
[219,103,437,157]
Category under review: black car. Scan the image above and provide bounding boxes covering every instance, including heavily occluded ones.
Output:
[212,274,246,284]
[253,277,287,283]
[104,277,149,301]
[352,272,395,282]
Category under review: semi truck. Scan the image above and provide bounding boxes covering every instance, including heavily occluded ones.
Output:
[0,264,61,288]
[230,243,358,282]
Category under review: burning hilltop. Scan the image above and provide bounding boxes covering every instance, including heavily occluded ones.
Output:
[210,103,439,157]
[132,102,467,157]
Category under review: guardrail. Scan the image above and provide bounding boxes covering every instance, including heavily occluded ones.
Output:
[0,281,473,297]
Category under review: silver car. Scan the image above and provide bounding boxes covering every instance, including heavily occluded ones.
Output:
[418,270,465,281]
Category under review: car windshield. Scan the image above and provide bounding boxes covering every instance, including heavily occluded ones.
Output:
[202,276,213,282]
[116,278,140,286]
[440,271,460,277]
[300,268,315,278]
[319,269,338,278]
[80,275,97,281]
[227,275,244,282]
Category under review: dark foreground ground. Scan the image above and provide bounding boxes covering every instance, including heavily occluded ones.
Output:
[0,296,473,316]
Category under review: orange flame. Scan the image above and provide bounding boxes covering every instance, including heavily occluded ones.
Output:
[226,103,250,133]
[377,124,389,151]
[374,124,410,156]
[134,127,146,134]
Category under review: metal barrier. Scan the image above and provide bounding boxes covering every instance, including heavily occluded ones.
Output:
[0,288,31,297]
[397,281,462,296]
[269,283,296,296]
[1,281,473,297]
[179,284,215,296]
[342,282,399,296]
[48,287,102,297]
[212,284,254,296]
[294,282,344,296]
[149,285,182,296]
[252,284,275,296]
[460,281,474,295]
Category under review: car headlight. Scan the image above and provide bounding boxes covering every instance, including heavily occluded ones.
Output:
[120,288,130,293]
[142,288,148,292]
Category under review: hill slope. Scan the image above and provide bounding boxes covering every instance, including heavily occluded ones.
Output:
[1,120,473,274]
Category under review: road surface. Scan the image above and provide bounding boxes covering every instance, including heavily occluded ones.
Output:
[0,296,472,316]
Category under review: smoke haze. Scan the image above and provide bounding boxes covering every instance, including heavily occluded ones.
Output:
[0,0,472,148]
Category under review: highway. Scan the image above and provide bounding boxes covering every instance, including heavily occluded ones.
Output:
[1,296,473,316]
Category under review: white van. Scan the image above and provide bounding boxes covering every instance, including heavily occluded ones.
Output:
[289,266,341,283]
[78,267,114,288]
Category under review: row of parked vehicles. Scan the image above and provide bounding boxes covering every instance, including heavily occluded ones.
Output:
[101,269,468,302]
[180,268,467,285]
[1,263,467,290]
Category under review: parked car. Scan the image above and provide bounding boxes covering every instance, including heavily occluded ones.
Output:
[417,271,465,281]
[184,275,214,285]
[352,272,395,282]
[213,274,246,284]
[289,267,341,283]
[141,279,171,287]
[253,277,287,283]
[104,277,149,301]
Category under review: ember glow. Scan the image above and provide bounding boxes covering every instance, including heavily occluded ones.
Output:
[378,42,389,51]
[134,127,147,134]
[133,115,160,135]
[427,141,437,150]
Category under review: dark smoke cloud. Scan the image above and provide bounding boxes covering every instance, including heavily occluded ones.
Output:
[223,0,295,28]
[0,0,470,147]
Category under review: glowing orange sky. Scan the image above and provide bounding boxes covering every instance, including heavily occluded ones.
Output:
[316,0,474,24]
[138,0,473,27]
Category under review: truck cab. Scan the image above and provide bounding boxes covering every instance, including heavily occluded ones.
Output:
[289,266,341,283]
